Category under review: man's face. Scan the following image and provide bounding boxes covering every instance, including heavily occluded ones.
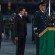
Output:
[20,9,26,16]
[40,4,46,12]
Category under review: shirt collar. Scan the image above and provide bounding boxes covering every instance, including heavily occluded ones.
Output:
[18,13,22,18]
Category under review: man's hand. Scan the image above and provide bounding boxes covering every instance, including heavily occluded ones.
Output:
[24,12,28,16]
[15,37,18,44]
[34,32,38,36]
[2,33,5,38]
[15,37,18,41]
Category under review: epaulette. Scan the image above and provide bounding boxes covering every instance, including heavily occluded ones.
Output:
[35,11,39,15]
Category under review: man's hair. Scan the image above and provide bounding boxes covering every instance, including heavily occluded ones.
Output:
[18,7,25,12]
[38,2,46,6]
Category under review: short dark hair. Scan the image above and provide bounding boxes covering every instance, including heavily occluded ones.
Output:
[18,7,26,12]
[39,2,46,6]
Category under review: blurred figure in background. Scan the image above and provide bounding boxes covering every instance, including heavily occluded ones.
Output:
[10,12,16,43]
[0,3,4,48]
[4,18,10,40]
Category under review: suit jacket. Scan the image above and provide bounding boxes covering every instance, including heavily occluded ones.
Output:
[0,12,4,34]
[14,14,30,38]
[34,10,49,34]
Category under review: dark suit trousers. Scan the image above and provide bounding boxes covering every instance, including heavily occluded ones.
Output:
[36,36,39,55]
[16,36,26,55]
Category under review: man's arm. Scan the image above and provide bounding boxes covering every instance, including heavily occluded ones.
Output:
[24,12,31,23]
[14,15,18,39]
[33,11,38,35]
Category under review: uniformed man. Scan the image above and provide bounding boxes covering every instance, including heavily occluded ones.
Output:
[34,2,49,55]
[34,1,55,55]
[5,18,10,40]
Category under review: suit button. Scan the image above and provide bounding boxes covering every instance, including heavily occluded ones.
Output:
[45,23,46,24]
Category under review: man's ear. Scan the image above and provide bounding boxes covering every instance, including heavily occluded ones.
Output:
[19,11,21,13]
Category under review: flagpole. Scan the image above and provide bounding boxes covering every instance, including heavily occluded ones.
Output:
[48,0,52,26]
[49,0,51,17]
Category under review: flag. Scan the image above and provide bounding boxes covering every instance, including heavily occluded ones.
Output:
[39,27,55,55]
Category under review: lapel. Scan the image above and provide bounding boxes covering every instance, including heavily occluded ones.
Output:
[17,15,24,23]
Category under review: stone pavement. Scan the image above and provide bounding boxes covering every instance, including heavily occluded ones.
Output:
[0,23,36,55]
[0,41,16,55]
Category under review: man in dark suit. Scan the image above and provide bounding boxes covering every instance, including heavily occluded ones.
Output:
[34,2,49,55]
[14,7,30,55]
[0,4,4,48]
